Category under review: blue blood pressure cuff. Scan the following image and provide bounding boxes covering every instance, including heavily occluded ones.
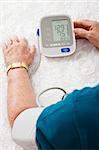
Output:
[36,85,99,149]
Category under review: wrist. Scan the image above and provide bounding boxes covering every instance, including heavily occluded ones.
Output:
[7,67,28,80]
[6,62,28,75]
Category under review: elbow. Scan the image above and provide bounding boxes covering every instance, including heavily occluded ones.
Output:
[8,106,30,127]
[8,98,37,127]
[8,108,22,128]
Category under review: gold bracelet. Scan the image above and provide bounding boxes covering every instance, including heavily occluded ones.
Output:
[7,62,28,75]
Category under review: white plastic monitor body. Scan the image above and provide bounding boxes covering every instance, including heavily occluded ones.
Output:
[38,15,76,57]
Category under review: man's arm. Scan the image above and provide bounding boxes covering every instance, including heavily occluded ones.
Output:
[7,68,37,127]
[2,37,37,127]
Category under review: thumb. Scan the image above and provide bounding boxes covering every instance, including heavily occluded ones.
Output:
[74,28,89,39]
[30,45,36,57]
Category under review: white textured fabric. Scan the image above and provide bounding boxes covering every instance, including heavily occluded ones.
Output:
[12,108,45,150]
[1,1,99,150]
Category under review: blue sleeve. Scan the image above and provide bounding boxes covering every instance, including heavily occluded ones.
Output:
[36,85,99,150]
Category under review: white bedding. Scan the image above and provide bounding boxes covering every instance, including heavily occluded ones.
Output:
[0,0,99,149]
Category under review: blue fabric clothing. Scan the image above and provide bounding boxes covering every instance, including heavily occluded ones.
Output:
[36,85,99,150]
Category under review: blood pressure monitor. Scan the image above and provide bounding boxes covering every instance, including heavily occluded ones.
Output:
[38,15,76,57]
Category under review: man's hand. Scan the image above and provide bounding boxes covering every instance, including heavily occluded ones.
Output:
[2,36,35,67]
[74,20,99,50]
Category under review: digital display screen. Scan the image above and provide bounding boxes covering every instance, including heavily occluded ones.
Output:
[52,20,70,42]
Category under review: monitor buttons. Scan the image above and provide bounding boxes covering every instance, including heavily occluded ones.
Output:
[46,44,49,47]
[53,43,61,46]
[57,43,60,46]
[61,43,65,46]
[50,44,53,47]
[54,43,58,46]
[66,42,70,45]
[61,48,70,53]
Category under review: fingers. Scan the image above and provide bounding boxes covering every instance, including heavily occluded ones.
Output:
[7,39,12,46]
[74,19,93,30]
[1,36,35,57]
[6,36,19,47]
[2,36,19,48]
[74,28,89,39]
[1,43,7,50]
[30,45,36,57]
[19,38,28,45]
[10,36,19,43]
[6,36,26,46]
[10,36,28,45]
[1,36,28,49]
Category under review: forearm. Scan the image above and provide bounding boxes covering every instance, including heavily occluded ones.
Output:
[7,68,37,127]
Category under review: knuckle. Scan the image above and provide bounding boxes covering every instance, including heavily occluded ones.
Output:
[21,38,28,45]
[93,21,98,25]
[87,31,95,39]
[75,28,79,33]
